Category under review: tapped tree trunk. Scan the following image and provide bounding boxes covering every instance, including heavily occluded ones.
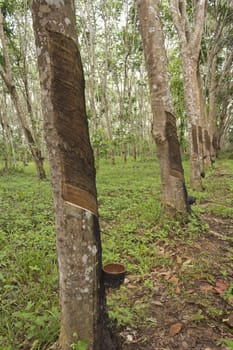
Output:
[169,0,207,191]
[31,1,116,350]
[138,0,188,215]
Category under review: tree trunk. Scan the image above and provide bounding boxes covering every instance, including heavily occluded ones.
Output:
[0,10,46,180]
[138,0,188,215]
[182,55,203,190]
[169,0,207,191]
[208,55,217,160]
[9,85,46,180]
[31,1,116,349]
[2,94,17,167]
[0,110,9,170]
[122,143,127,163]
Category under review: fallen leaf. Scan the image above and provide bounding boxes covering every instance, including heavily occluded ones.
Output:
[126,334,133,342]
[158,248,165,255]
[169,322,183,336]
[158,271,171,278]
[176,256,182,264]
[214,280,229,295]
[169,275,179,285]
[223,312,233,328]
[147,317,157,324]
[176,285,181,294]
[127,284,137,289]
[200,284,213,293]
[182,259,192,267]
[127,275,139,281]
[187,289,195,294]
[152,300,164,306]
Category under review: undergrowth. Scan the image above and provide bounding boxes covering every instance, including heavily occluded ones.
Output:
[0,156,232,349]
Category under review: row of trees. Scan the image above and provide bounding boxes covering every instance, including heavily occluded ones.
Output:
[0,1,232,177]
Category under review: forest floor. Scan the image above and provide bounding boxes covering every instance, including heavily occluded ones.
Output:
[0,157,233,350]
[116,165,233,350]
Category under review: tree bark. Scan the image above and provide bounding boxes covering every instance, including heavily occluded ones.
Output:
[138,0,188,215]
[0,10,46,180]
[0,109,9,170]
[31,1,116,349]
[169,0,207,190]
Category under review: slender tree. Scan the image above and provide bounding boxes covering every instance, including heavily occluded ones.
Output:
[0,92,16,169]
[0,9,46,179]
[169,0,207,190]
[138,0,188,214]
[204,0,233,155]
[31,1,115,349]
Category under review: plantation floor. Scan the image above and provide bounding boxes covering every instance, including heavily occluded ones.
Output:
[0,157,233,349]
[119,214,233,349]
[116,166,233,350]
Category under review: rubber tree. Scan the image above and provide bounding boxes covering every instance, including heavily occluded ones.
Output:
[0,9,46,179]
[0,93,16,170]
[31,1,116,349]
[169,0,207,190]
[138,0,188,215]
[204,1,233,156]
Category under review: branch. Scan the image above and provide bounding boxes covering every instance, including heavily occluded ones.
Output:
[216,51,233,95]
[191,0,207,53]
[0,63,11,91]
[169,0,189,44]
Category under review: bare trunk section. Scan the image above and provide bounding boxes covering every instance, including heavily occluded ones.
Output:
[138,0,188,215]
[31,2,116,350]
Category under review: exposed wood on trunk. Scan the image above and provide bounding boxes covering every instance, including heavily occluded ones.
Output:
[31,1,116,349]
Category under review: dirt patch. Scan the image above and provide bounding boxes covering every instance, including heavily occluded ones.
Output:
[119,212,233,350]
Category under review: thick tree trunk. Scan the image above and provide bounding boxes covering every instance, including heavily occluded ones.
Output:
[31,1,116,349]
[138,0,188,215]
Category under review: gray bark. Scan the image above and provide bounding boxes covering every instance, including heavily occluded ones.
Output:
[138,0,188,214]
[31,1,116,349]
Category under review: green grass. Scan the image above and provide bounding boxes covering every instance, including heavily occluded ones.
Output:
[196,159,233,218]
[0,156,232,349]
[97,158,163,272]
[0,167,58,349]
